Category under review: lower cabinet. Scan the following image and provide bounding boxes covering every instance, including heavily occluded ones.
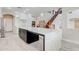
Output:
[19,28,39,44]
[27,31,39,44]
[19,28,62,51]
[19,28,27,42]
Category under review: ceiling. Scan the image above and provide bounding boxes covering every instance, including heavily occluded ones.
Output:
[0,7,59,16]
[1,7,79,16]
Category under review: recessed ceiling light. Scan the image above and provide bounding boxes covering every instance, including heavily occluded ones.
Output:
[26,9,30,11]
[40,13,44,16]
[23,9,30,13]
[7,7,12,9]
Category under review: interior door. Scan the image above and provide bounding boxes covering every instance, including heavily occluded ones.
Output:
[3,14,13,32]
[75,20,79,30]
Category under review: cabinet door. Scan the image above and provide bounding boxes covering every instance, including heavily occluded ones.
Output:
[19,28,27,42]
[27,31,39,44]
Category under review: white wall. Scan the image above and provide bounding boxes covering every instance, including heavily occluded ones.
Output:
[67,9,79,18]
[14,12,36,35]
[67,9,79,29]
[16,13,34,28]
[40,12,53,23]
[61,8,68,30]
[53,14,62,29]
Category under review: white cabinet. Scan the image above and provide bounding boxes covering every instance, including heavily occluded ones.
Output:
[45,31,62,51]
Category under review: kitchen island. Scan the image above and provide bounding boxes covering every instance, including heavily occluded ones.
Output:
[19,27,62,51]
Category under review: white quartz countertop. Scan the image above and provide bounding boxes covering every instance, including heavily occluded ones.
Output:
[19,27,59,35]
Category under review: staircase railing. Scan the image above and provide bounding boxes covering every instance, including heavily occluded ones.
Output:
[1,17,5,38]
[45,8,62,28]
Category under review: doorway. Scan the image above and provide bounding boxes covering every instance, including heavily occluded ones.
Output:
[75,20,79,30]
[3,14,14,32]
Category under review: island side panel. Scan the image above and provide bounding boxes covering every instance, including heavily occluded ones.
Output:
[45,32,62,51]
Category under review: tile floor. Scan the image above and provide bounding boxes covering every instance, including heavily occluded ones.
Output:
[1,31,79,51]
[60,29,79,51]
[0,32,38,51]
[60,40,79,51]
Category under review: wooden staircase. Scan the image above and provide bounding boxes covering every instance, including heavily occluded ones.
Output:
[45,8,62,28]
